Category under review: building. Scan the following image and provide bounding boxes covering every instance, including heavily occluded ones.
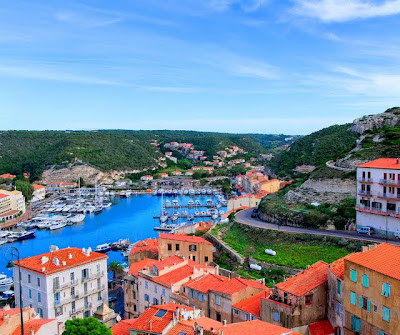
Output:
[160,173,169,179]
[32,184,46,201]
[232,290,267,323]
[327,257,346,335]
[128,238,158,265]
[137,256,216,313]
[178,273,267,324]
[13,246,109,323]
[45,182,77,194]
[141,175,154,182]
[261,260,329,333]
[356,158,400,237]
[344,243,400,335]
[172,171,182,176]
[308,319,335,335]
[185,171,194,176]
[258,179,280,194]
[123,258,157,318]
[158,233,213,265]
[0,189,26,221]
[227,194,263,212]
[0,173,16,179]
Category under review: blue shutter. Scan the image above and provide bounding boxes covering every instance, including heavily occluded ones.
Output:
[358,296,363,308]
[350,269,357,282]
[382,306,390,322]
[350,291,356,305]
[355,317,360,332]
[367,300,371,312]
[362,274,369,287]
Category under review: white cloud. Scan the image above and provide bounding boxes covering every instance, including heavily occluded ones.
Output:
[292,0,400,22]
[231,61,279,79]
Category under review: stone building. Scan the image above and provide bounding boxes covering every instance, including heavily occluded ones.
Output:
[328,257,346,335]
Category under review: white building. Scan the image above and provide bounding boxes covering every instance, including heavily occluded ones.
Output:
[356,158,400,237]
[32,184,46,201]
[0,189,26,221]
[13,246,109,323]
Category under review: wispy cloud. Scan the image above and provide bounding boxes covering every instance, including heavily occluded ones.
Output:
[0,64,121,85]
[54,10,122,28]
[230,60,279,79]
[292,0,400,22]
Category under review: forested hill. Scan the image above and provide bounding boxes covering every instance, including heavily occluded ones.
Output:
[267,124,359,177]
[0,130,291,180]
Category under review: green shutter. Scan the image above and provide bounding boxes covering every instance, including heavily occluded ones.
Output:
[367,300,371,312]
[359,296,363,308]
[350,315,354,330]
[362,274,369,287]
[355,317,360,332]
[350,269,357,282]
[350,291,356,305]
[383,306,390,322]
[378,330,383,335]
[337,280,341,294]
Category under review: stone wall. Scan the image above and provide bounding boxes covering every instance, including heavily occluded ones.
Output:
[206,234,244,264]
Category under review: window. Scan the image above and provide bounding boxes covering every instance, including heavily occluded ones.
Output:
[382,283,390,297]
[273,310,279,322]
[234,309,239,315]
[97,264,100,274]
[82,268,89,280]
[350,315,360,332]
[153,298,159,305]
[144,294,149,302]
[176,244,180,251]
[305,294,313,305]
[29,289,32,299]
[382,306,390,322]
[145,281,148,289]
[162,289,166,296]
[38,292,41,303]
[197,293,204,302]
[360,296,370,312]
[155,309,167,317]
[71,287,75,298]
[72,301,76,313]
[374,305,378,313]
[28,274,31,284]
[335,302,341,316]
[350,291,356,305]
[97,278,101,289]
[378,330,389,335]
[98,292,102,301]
[37,278,40,287]
[337,279,341,294]
[168,244,172,251]
[154,285,158,293]
[192,256,196,261]
[70,272,75,284]
[205,256,209,263]
[37,308,43,318]
[216,312,221,322]
[350,269,357,282]
[53,277,60,290]
[54,292,60,305]
[189,245,197,252]
[245,313,249,320]
[215,295,221,305]
[362,274,369,288]
[84,283,88,295]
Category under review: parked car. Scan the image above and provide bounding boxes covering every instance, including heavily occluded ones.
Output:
[394,231,400,239]
[251,213,257,218]
[356,226,375,235]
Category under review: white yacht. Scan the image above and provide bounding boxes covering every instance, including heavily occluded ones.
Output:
[95,243,111,253]
[50,222,67,230]
[68,214,85,224]
[0,274,13,292]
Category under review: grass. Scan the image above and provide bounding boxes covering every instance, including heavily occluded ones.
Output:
[220,223,356,269]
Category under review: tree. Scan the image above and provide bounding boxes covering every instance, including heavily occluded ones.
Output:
[63,317,111,335]
[108,260,124,279]
[14,180,33,201]
[78,177,85,187]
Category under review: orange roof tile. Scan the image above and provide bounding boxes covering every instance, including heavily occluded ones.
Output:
[32,184,45,190]
[275,260,329,297]
[212,320,300,335]
[154,255,185,271]
[356,158,400,170]
[158,233,212,245]
[0,173,16,179]
[232,291,268,317]
[167,318,222,335]
[128,258,158,277]
[0,193,9,199]
[15,247,107,275]
[129,238,158,256]
[0,307,20,327]
[11,319,55,335]
[111,319,138,335]
[308,319,334,335]
[154,265,199,286]
[329,257,346,280]
[345,243,400,281]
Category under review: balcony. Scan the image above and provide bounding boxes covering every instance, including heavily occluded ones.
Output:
[358,178,373,183]
[355,205,387,216]
[81,271,104,283]
[378,192,400,201]
[358,190,372,197]
[70,306,84,316]
[84,302,92,310]
[379,179,400,186]
[53,282,71,293]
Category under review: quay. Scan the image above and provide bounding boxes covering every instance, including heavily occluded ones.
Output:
[163,204,217,209]
[153,214,215,219]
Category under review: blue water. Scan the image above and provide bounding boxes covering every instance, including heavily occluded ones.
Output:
[0,194,222,276]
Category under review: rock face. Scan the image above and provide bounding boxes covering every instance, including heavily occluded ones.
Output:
[350,108,400,134]
[284,178,356,204]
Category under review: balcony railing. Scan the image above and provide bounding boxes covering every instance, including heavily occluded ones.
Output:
[81,271,104,283]
[358,178,373,183]
[356,205,400,216]
[84,302,92,310]
[358,190,372,196]
[379,179,400,186]
[378,192,400,200]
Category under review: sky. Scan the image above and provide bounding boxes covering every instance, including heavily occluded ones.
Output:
[0,0,400,135]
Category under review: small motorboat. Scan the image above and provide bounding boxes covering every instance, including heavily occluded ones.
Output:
[160,215,168,223]
[188,200,194,206]
[95,243,111,253]
[102,202,112,209]
[0,274,13,292]
[187,215,194,222]
[194,211,200,216]
[50,222,66,230]
[15,230,36,240]
[68,214,85,224]
[194,200,201,206]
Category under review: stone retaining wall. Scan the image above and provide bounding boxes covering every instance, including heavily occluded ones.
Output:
[206,233,245,264]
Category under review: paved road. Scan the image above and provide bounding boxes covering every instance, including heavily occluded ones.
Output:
[235,208,400,246]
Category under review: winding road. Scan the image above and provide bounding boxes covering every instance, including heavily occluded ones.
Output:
[234,208,400,246]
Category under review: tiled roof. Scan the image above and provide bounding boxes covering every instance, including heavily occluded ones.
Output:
[184,274,266,296]
[32,184,45,190]
[128,258,158,277]
[0,173,16,179]
[329,256,347,280]
[0,193,9,199]
[154,265,198,286]
[345,243,400,280]
[15,247,107,275]
[275,260,329,297]
[0,307,20,327]
[11,319,55,335]
[158,233,212,245]
[212,320,300,335]
[167,318,222,335]
[129,238,158,255]
[154,255,185,271]
[308,319,334,335]
[111,319,137,335]
[356,158,400,170]
[232,291,268,317]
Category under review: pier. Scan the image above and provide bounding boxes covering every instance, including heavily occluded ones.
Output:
[163,203,217,209]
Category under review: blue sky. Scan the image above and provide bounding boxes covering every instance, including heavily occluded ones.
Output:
[1,0,400,135]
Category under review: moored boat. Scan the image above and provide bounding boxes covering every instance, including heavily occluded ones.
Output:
[95,243,111,253]
[0,274,13,292]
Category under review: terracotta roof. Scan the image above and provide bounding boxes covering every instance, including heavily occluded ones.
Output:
[275,261,329,297]
[0,173,16,179]
[329,256,347,280]
[232,291,268,317]
[15,247,107,275]
[308,319,334,335]
[356,158,400,170]
[10,319,55,335]
[111,319,137,335]
[154,255,185,271]
[129,238,158,256]
[32,184,45,190]
[154,265,200,286]
[167,318,222,335]
[212,320,300,335]
[0,307,20,327]
[128,258,158,277]
[345,243,400,280]
[158,233,212,245]
[184,274,266,296]
[0,193,9,199]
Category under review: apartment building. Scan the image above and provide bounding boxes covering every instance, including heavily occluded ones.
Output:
[13,246,109,323]
[158,233,213,265]
[261,260,329,333]
[356,158,400,237]
[137,255,216,313]
[0,189,26,221]
[232,290,266,323]
[179,273,267,324]
[32,184,46,201]
[227,194,263,212]
[328,257,346,335]
[344,243,400,335]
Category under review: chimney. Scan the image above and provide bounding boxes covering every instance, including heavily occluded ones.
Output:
[29,327,34,335]
[41,267,45,272]
[68,253,73,259]
[149,321,152,330]
[223,320,227,327]
[3,304,10,311]
[62,261,66,266]
[52,257,60,266]
[41,256,49,265]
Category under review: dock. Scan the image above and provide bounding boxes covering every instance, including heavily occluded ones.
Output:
[163,204,216,209]
[153,214,216,219]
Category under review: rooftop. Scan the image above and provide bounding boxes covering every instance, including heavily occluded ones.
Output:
[15,247,107,275]
[212,320,300,335]
[11,319,55,335]
[329,256,347,280]
[127,258,158,277]
[356,158,400,170]
[232,291,268,317]
[167,317,222,335]
[0,193,9,199]
[0,173,16,179]
[275,260,329,297]
[111,319,137,335]
[0,307,20,327]
[158,233,212,245]
[129,238,158,256]
[345,243,400,281]
[32,184,45,190]
[308,319,334,335]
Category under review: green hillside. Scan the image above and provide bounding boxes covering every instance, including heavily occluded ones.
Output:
[267,124,359,177]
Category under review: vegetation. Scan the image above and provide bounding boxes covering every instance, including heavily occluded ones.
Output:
[268,124,359,177]
[107,260,124,279]
[14,180,34,201]
[63,317,111,335]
